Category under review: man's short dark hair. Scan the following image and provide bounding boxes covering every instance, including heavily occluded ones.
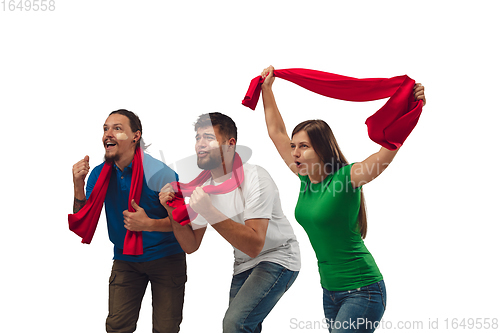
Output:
[194,112,238,142]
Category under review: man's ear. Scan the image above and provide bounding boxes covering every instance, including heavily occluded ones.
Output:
[133,131,142,143]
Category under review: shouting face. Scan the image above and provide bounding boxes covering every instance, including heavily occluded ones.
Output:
[102,113,139,164]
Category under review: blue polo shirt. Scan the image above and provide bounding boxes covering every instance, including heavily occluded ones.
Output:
[86,153,183,262]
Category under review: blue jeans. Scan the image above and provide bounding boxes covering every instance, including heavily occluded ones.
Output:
[223,261,299,333]
[323,280,386,333]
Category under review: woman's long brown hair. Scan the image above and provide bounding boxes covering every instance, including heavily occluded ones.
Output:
[292,120,368,238]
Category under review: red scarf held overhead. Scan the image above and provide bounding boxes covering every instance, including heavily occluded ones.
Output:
[166,153,244,226]
[242,68,424,150]
[68,148,145,255]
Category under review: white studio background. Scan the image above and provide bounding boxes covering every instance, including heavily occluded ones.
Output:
[1,1,499,332]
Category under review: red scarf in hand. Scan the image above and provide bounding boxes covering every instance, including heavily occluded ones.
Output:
[242,68,423,150]
[68,148,145,255]
[166,153,244,226]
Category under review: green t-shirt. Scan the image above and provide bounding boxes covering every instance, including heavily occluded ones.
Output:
[295,163,383,291]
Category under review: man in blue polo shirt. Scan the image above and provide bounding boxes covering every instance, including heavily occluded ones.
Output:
[72,109,186,333]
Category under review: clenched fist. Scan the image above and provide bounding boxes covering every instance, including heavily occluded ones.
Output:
[159,183,176,209]
[73,155,90,196]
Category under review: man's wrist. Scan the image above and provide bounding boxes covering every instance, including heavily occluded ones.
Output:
[74,186,86,200]
[142,217,155,232]
[147,216,172,232]
[202,207,227,225]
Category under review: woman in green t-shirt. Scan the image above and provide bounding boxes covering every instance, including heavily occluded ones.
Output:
[259,66,425,332]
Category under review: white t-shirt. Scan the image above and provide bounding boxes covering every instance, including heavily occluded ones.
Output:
[191,163,301,275]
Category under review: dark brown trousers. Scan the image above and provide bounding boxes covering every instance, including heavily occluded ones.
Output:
[106,252,187,333]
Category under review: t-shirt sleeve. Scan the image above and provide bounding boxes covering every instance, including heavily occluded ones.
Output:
[146,163,179,193]
[242,166,276,222]
[339,163,361,191]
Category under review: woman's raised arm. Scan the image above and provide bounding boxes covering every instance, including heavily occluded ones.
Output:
[261,65,299,175]
[351,83,426,188]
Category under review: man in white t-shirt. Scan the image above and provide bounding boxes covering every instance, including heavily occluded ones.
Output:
[160,112,301,332]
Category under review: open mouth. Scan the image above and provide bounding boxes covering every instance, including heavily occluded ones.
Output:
[295,161,302,167]
[198,151,209,157]
[105,141,117,150]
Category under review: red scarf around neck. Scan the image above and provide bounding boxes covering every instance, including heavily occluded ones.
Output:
[242,68,423,150]
[166,153,244,226]
[68,148,145,255]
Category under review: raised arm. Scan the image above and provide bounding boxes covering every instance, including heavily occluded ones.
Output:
[350,83,426,188]
[350,147,400,188]
[261,66,299,175]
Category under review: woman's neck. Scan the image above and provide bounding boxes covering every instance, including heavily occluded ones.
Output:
[307,164,329,184]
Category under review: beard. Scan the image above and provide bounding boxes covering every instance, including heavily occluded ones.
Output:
[103,150,120,164]
[197,151,222,170]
